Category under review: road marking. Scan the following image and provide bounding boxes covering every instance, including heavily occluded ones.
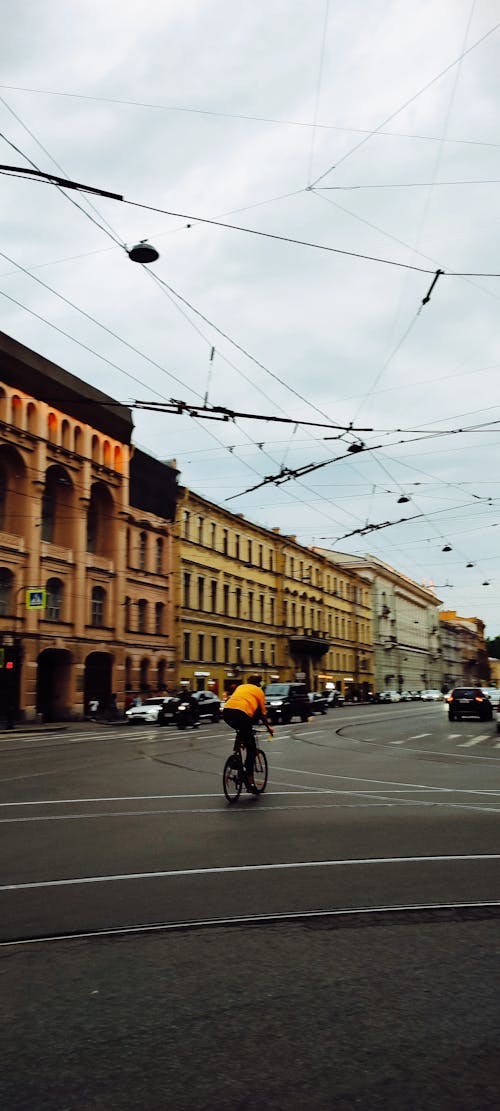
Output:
[2,853,499,893]
[390,739,406,744]
[409,733,431,739]
[272,765,500,796]
[458,735,490,747]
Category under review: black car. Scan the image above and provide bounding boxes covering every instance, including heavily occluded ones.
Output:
[264,682,310,724]
[446,687,493,722]
[157,696,181,726]
[190,690,221,722]
[324,689,345,708]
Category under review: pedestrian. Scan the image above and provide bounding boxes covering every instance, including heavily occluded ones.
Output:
[89,698,99,722]
[108,693,120,721]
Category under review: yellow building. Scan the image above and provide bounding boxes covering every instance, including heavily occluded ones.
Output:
[0,331,177,721]
[174,490,374,698]
[174,489,282,695]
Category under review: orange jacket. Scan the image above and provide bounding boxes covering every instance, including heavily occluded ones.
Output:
[224,683,266,718]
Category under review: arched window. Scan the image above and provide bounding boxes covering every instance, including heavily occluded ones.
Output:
[41,485,55,542]
[137,598,148,633]
[156,537,163,574]
[0,568,13,615]
[26,402,37,435]
[91,586,106,627]
[103,440,111,467]
[74,427,82,454]
[124,596,131,630]
[11,395,22,427]
[46,578,63,621]
[155,602,164,635]
[86,483,115,557]
[114,446,123,473]
[48,412,58,443]
[139,532,147,571]
[140,657,150,692]
[125,655,133,689]
[157,660,166,690]
[91,435,100,464]
[0,462,6,530]
[61,420,71,449]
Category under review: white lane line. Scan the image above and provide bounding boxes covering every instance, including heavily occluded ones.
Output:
[272,764,500,796]
[409,733,431,739]
[3,853,499,892]
[390,739,406,745]
[458,735,490,748]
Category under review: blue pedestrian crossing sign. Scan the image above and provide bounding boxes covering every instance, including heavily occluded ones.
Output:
[26,589,46,610]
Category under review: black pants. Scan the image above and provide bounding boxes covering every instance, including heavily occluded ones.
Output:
[222,708,256,777]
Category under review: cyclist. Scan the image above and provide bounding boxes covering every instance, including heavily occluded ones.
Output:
[222,675,274,791]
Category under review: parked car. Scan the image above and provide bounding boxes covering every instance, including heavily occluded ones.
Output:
[496,702,500,734]
[446,687,493,722]
[324,689,345,708]
[126,697,167,724]
[190,690,221,722]
[399,690,413,702]
[480,687,500,708]
[308,691,327,714]
[377,691,401,703]
[420,689,444,702]
[264,682,310,724]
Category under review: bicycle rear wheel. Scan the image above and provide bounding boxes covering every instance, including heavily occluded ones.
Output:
[253,748,268,794]
[223,754,243,803]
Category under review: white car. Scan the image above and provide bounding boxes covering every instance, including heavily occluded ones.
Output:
[125,697,165,724]
[481,687,500,709]
[378,691,401,703]
[420,689,443,702]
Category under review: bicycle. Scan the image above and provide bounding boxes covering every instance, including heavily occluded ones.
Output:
[223,729,268,803]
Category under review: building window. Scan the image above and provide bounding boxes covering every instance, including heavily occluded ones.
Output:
[183,572,191,608]
[182,510,190,540]
[183,632,191,661]
[139,532,147,571]
[198,634,204,662]
[124,596,131,631]
[235,534,240,560]
[259,544,263,568]
[211,579,217,612]
[236,638,242,664]
[211,635,217,663]
[91,586,106,627]
[248,539,252,565]
[0,568,13,615]
[269,550,274,572]
[291,602,296,627]
[271,643,276,666]
[41,486,54,543]
[269,597,275,625]
[283,600,287,626]
[211,522,216,548]
[260,642,266,665]
[248,591,254,620]
[156,538,163,575]
[46,577,63,621]
[223,584,230,615]
[137,599,148,633]
[259,594,265,622]
[198,516,204,544]
[222,529,228,556]
[155,602,164,635]
[223,637,230,664]
[235,587,242,618]
[249,640,254,664]
[198,577,205,611]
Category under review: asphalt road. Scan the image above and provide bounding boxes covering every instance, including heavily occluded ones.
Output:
[1,704,499,1108]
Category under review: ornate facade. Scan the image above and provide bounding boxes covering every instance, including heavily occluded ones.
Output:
[0,332,177,721]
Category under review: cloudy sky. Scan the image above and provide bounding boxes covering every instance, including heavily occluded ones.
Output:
[2,1,500,633]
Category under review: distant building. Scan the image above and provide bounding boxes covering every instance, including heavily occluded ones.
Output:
[315,551,443,694]
[439,610,490,688]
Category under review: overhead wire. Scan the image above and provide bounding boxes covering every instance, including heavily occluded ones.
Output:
[309,15,500,186]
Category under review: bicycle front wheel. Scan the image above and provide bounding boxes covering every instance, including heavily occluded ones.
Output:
[223,754,243,803]
[253,748,268,794]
